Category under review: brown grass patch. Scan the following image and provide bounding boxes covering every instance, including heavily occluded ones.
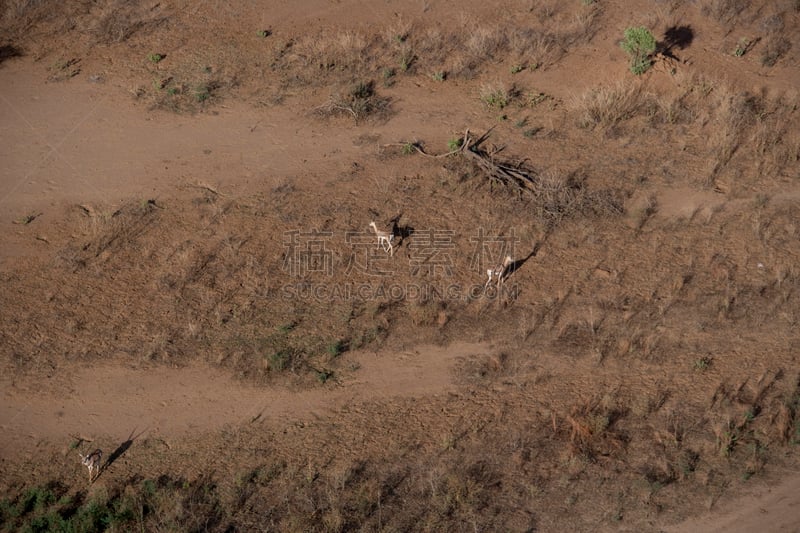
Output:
[701,0,749,24]
[314,80,391,122]
[289,29,372,72]
[573,81,656,129]
[565,395,627,460]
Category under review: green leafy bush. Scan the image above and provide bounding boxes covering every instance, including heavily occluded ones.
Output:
[620,27,656,75]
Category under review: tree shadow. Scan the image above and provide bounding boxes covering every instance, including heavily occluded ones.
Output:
[0,45,22,66]
[658,25,694,59]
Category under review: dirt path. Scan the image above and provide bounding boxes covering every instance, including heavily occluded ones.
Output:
[0,59,357,214]
[665,472,800,533]
[0,58,472,220]
[0,342,488,461]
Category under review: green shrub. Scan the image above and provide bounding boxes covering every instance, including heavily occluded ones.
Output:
[620,27,656,75]
[326,340,343,357]
[448,137,464,151]
[479,83,512,109]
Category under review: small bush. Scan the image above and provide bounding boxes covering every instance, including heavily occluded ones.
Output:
[694,356,712,371]
[148,53,163,63]
[315,368,334,383]
[620,27,656,75]
[398,49,415,71]
[448,137,464,151]
[326,341,343,358]
[479,83,513,109]
[733,37,750,57]
[194,84,212,102]
[268,350,293,372]
[317,80,390,122]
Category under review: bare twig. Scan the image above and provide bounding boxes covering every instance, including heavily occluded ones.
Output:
[184,182,225,197]
[12,212,42,225]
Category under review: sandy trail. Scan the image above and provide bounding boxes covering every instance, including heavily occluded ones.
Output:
[0,59,355,214]
[665,472,800,533]
[0,58,469,220]
[0,342,486,460]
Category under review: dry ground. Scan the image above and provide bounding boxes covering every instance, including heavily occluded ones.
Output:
[1,0,800,531]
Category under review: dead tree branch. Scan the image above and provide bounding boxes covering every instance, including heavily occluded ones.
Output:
[391,129,539,195]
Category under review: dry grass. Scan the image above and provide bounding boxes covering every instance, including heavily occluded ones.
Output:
[86,0,169,45]
[0,0,53,37]
[704,83,800,182]
[573,81,656,129]
[565,395,627,460]
[653,90,697,125]
[315,80,391,122]
[508,27,558,67]
[4,178,800,528]
[289,29,372,72]
[528,170,624,228]
[271,8,600,82]
[701,0,749,24]
[1,0,169,46]
[261,5,595,94]
[760,34,791,66]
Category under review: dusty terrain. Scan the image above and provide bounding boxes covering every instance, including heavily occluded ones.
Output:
[1,0,800,531]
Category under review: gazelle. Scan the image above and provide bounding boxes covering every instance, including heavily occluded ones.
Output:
[369,221,395,256]
[485,255,514,289]
[79,449,103,483]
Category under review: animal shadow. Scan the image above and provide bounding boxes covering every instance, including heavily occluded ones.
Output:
[103,428,147,472]
[506,241,544,279]
[389,214,414,247]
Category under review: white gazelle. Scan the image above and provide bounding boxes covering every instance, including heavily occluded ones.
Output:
[485,255,513,289]
[369,221,395,256]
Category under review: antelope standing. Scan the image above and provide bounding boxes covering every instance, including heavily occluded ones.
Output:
[79,449,103,483]
[369,221,395,256]
[485,255,514,289]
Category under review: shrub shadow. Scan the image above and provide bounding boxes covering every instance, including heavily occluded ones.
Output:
[658,25,694,58]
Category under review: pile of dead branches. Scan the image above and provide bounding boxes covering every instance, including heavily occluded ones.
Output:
[391,129,624,226]
[406,128,539,196]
